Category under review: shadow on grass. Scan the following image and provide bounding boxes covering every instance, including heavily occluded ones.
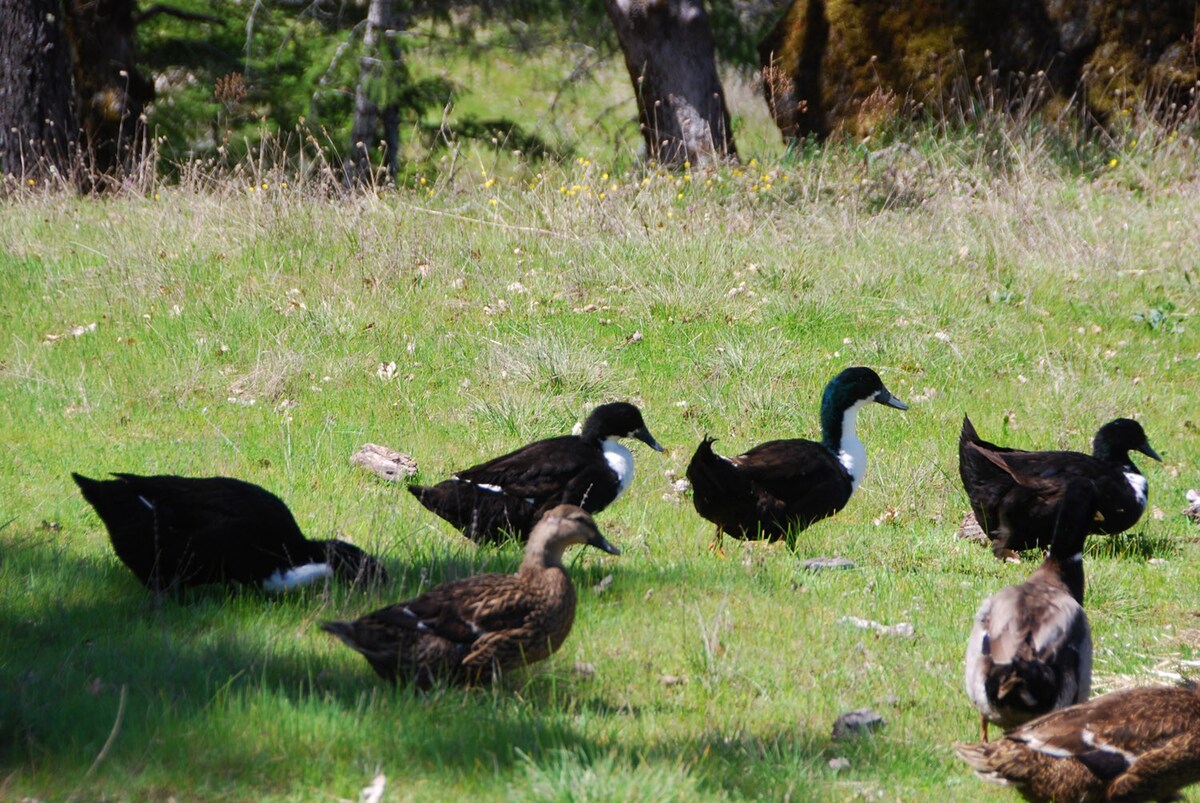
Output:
[0,531,620,784]
[1,527,878,799]
[1085,528,1181,561]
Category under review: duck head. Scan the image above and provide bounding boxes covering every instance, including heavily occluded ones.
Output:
[581,402,664,452]
[525,504,620,568]
[1092,418,1161,463]
[822,367,909,414]
[322,540,390,586]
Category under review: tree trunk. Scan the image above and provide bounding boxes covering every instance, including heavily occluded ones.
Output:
[0,0,77,184]
[62,0,154,188]
[346,0,404,186]
[602,0,736,166]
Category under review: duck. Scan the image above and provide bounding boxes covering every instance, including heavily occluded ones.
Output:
[321,504,618,687]
[965,479,1095,743]
[959,415,1161,556]
[686,366,908,550]
[72,473,387,593]
[955,681,1200,802]
[408,402,663,543]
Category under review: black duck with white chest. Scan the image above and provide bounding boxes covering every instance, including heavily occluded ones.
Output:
[408,402,663,543]
[964,480,1095,743]
[321,505,619,687]
[72,473,387,593]
[959,415,1161,556]
[956,681,1200,802]
[686,366,908,549]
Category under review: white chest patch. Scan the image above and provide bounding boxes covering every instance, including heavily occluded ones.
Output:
[1124,472,1147,508]
[602,438,635,499]
[838,402,868,492]
[261,562,333,592]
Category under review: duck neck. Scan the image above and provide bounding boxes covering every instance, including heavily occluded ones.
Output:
[1041,552,1085,603]
[1093,440,1133,469]
[822,399,868,490]
[520,542,566,575]
[1046,512,1088,603]
[580,418,606,447]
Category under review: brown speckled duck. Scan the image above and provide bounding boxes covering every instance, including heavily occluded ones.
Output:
[321,505,619,687]
[965,481,1095,742]
[955,681,1200,802]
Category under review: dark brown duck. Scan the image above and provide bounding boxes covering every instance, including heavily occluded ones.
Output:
[322,504,619,687]
[959,415,1160,556]
[956,681,1200,802]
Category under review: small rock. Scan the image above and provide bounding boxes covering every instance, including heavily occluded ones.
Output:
[954,511,988,545]
[828,757,851,771]
[592,574,614,595]
[839,616,915,638]
[350,443,418,482]
[360,773,386,803]
[832,708,885,740]
[803,556,856,571]
[573,661,596,679]
[1183,490,1200,523]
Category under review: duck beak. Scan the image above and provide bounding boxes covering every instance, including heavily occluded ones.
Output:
[587,532,622,556]
[632,426,665,452]
[1139,442,1162,462]
[877,389,909,411]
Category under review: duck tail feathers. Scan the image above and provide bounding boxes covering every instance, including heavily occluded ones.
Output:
[953,743,1013,786]
[990,655,1059,715]
[961,414,980,445]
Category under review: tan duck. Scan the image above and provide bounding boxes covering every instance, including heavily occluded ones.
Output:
[955,681,1200,802]
[965,481,1095,742]
[321,505,619,687]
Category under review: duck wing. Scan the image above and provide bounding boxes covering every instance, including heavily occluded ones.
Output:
[373,573,537,646]
[451,434,592,496]
[1008,684,1200,783]
[733,439,853,527]
[455,436,618,512]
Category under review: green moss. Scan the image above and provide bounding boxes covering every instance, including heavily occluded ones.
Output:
[762,0,1200,139]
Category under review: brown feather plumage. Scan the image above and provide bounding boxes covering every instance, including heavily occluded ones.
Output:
[965,481,1096,740]
[321,505,618,688]
[955,682,1200,802]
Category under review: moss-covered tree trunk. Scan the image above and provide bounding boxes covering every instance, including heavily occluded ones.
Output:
[602,0,736,166]
[63,0,154,187]
[346,0,403,186]
[0,0,77,184]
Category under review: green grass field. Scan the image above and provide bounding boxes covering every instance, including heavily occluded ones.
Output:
[3,72,1200,800]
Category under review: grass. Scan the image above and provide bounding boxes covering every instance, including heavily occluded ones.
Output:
[3,93,1200,799]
